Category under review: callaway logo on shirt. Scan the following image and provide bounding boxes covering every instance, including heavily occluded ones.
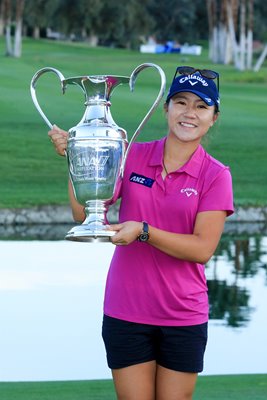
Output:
[180,188,198,197]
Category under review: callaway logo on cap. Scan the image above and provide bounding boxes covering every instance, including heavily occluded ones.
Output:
[166,72,220,109]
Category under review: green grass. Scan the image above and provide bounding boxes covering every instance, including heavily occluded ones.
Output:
[0,374,267,399]
[0,37,267,207]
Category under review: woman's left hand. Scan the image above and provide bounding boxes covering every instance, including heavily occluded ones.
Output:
[107,221,143,246]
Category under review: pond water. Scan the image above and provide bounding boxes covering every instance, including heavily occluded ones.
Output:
[0,227,266,382]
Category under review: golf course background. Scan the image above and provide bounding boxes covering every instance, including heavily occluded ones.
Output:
[0,38,267,399]
[0,37,267,208]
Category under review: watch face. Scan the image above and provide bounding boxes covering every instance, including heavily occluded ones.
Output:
[139,233,149,242]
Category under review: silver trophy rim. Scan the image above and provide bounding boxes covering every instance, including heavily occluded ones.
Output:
[65,225,116,243]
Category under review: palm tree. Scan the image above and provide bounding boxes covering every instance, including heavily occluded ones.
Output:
[2,0,25,57]
[206,0,255,70]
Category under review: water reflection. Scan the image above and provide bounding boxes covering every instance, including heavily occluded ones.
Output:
[1,221,267,241]
[204,234,267,375]
[0,224,71,241]
[0,227,266,380]
[207,236,267,328]
[208,280,252,328]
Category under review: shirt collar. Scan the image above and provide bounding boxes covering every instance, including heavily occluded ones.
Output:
[149,137,205,178]
[149,137,167,166]
[179,145,205,178]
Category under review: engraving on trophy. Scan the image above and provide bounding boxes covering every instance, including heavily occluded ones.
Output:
[30,64,166,242]
[69,151,110,180]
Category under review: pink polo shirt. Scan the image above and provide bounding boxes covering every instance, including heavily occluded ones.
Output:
[104,137,234,326]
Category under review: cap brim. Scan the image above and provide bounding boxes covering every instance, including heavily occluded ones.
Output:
[167,89,216,106]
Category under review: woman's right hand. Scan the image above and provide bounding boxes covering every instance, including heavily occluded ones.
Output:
[48,124,68,156]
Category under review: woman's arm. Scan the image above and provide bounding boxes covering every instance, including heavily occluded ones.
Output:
[108,210,227,264]
[148,210,226,263]
[48,125,86,222]
[68,180,86,222]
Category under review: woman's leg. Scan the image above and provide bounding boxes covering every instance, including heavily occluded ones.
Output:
[112,361,157,400]
[156,365,198,400]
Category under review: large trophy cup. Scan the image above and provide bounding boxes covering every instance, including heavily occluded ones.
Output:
[30,63,166,242]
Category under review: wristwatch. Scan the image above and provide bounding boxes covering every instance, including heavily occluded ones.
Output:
[138,221,149,242]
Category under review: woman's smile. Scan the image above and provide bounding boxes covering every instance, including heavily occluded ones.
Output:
[180,121,197,128]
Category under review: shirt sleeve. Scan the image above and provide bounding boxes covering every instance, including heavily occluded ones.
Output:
[198,167,234,216]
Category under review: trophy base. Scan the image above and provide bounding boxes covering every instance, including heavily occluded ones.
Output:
[65,224,115,243]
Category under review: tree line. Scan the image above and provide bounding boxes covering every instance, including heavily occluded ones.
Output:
[0,0,266,70]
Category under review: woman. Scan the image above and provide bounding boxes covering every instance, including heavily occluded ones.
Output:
[49,66,234,400]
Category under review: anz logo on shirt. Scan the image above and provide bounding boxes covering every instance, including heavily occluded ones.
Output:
[129,172,155,188]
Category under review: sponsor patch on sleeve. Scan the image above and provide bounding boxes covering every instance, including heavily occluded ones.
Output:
[129,172,155,188]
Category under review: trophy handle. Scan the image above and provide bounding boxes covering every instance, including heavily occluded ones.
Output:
[30,67,66,129]
[120,63,166,177]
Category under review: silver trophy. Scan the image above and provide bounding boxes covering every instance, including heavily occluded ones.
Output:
[30,63,166,242]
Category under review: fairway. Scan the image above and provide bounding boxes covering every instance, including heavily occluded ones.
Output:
[0,38,266,207]
[0,374,267,400]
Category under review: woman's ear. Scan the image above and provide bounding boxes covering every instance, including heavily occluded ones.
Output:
[211,111,219,126]
[164,102,168,114]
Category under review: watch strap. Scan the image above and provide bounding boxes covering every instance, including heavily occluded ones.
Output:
[138,221,149,242]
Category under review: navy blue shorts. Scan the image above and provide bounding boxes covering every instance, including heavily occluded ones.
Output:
[102,315,208,373]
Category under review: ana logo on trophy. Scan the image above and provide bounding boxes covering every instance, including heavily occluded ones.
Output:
[69,151,110,180]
